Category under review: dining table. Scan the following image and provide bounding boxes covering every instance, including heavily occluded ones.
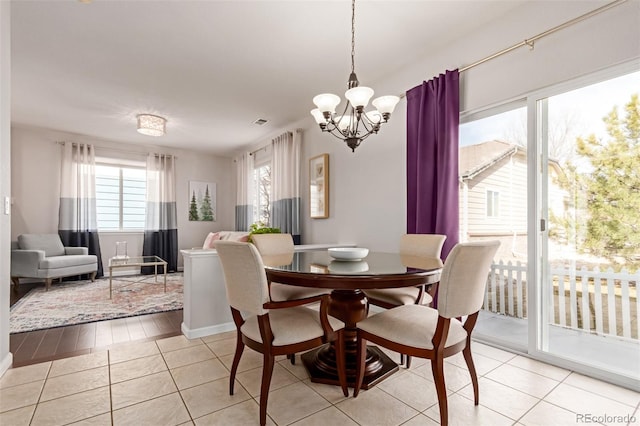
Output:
[263,250,442,390]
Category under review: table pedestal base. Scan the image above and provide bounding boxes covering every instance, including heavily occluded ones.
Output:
[301,343,399,390]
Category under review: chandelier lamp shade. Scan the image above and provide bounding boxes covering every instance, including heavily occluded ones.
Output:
[137,114,167,137]
[311,0,399,152]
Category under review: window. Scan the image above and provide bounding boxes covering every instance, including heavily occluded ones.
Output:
[486,190,500,217]
[251,145,272,226]
[253,164,271,225]
[95,164,146,231]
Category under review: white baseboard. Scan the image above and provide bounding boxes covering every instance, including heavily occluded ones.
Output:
[181,322,235,339]
[0,352,13,378]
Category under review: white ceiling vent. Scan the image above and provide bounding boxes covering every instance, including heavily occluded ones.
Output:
[253,118,268,126]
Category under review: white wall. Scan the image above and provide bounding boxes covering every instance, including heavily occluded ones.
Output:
[0,0,12,376]
[10,124,236,270]
[300,0,639,252]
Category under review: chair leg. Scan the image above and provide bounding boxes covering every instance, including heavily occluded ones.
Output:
[463,344,480,405]
[406,355,412,368]
[334,330,348,397]
[259,353,275,426]
[229,336,245,395]
[431,355,448,426]
[90,271,97,282]
[11,277,19,294]
[45,278,52,291]
[353,335,367,397]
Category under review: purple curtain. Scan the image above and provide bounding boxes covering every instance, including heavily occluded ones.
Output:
[406,69,460,259]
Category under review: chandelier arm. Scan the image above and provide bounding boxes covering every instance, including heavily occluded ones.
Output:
[329,102,352,127]
[326,128,353,141]
[360,113,382,131]
[359,132,373,141]
[357,116,376,134]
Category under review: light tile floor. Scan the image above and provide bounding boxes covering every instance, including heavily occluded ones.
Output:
[1,333,638,426]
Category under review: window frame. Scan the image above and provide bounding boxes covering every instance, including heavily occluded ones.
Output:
[485,189,500,218]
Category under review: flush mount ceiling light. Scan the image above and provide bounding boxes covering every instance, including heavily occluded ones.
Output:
[310,0,399,152]
[136,114,166,137]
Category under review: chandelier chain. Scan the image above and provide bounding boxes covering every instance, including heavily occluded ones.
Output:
[311,0,399,152]
[351,0,355,73]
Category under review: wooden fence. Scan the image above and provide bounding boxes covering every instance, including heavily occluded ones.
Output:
[484,262,639,340]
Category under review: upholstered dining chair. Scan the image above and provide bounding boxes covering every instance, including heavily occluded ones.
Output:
[215,241,347,426]
[251,233,332,365]
[364,233,446,367]
[353,240,500,426]
[252,233,330,302]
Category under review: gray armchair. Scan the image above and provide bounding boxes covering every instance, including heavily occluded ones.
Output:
[11,234,98,291]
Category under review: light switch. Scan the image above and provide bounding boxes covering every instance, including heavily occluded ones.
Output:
[4,196,10,215]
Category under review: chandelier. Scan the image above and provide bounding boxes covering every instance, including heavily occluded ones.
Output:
[310,0,399,152]
[137,114,167,137]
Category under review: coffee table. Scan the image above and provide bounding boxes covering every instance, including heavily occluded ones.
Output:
[108,255,168,299]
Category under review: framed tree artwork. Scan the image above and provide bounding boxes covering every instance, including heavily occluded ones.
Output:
[189,181,216,221]
[309,154,329,218]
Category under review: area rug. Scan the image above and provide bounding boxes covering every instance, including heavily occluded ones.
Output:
[10,273,183,334]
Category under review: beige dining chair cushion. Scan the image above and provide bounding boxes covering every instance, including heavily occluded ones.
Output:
[241,306,344,346]
[363,234,444,310]
[357,304,467,350]
[363,287,433,306]
[252,233,329,302]
[437,240,500,319]
[214,241,270,315]
[251,233,294,255]
[399,234,446,258]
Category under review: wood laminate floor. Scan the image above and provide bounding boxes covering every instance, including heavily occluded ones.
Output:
[9,281,183,367]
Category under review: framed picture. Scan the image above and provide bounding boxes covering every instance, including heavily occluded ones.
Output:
[309,154,329,219]
[188,181,216,221]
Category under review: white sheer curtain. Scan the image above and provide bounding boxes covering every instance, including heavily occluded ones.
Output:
[271,130,301,243]
[235,152,254,231]
[58,142,103,276]
[142,153,178,273]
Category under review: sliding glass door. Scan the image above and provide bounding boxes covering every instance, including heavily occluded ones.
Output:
[460,103,529,350]
[536,69,639,381]
[462,63,639,386]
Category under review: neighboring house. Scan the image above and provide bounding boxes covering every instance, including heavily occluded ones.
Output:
[459,140,566,261]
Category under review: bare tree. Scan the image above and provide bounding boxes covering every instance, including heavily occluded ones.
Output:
[501,109,581,164]
[258,165,271,224]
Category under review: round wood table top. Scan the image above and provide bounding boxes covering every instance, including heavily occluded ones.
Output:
[263,251,442,290]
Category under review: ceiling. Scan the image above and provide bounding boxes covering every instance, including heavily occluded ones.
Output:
[10,0,529,156]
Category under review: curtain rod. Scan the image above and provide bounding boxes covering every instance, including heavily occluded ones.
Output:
[400,0,627,98]
[55,141,177,159]
[459,0,626,73]
[249,129,301,156]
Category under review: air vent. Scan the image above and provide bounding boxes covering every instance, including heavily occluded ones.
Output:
[253,118,268,126]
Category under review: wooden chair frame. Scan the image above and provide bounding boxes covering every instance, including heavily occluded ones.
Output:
[354,311,480,426]
[365,234,446,368]
[229,294,347,426]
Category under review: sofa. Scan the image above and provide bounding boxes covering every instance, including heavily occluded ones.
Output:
[11,233,98,291]
[202,231,250,249]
